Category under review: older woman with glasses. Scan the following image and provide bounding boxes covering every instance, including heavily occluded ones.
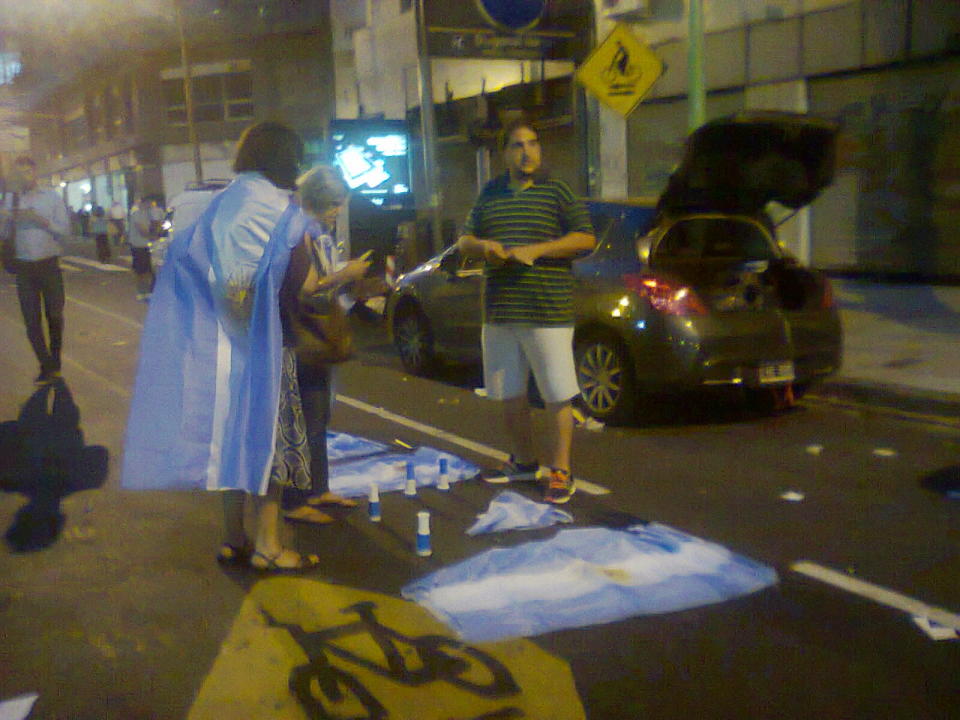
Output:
[280,164,372,524]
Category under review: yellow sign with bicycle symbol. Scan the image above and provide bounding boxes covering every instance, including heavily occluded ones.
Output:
[188,578,586,719]
[576,23,663,117]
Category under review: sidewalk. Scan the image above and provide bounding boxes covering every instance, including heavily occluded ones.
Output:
[815,279,960,419]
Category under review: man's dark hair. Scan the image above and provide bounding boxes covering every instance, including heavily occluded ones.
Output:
[14,156,36,168]
[233,121,304,190]
[499,118,537,152]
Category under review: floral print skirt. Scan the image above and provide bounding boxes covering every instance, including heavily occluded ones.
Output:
[268,347,312,491]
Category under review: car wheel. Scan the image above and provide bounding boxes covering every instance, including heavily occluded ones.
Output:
[394,305,436,375]
[575,333,637,425]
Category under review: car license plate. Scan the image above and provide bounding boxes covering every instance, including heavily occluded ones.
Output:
[758,361,795,384]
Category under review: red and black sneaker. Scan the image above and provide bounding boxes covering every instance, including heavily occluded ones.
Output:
[543,467,576,504]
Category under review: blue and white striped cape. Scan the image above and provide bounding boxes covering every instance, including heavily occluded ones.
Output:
[121,179,308,495]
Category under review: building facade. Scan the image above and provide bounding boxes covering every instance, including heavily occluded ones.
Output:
[9,1,959,278]
[18,1,335,214]
[596,0,960,278]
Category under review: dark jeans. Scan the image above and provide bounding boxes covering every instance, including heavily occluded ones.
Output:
[94,234,111,263]
[15,257,65,373]
[299,363,332,494]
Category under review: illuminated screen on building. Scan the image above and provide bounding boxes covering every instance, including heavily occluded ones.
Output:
[330,119,412,208]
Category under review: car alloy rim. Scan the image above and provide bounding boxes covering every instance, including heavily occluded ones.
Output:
[577,343,623,413]
[397,316,425,367]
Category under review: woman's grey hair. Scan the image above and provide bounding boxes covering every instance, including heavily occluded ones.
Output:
[297,164,349,213]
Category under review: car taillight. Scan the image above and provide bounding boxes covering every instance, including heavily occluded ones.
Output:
[622,274,708,316]
[821,276,835,309]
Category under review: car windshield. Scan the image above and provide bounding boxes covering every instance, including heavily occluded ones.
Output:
[654,217,777,261]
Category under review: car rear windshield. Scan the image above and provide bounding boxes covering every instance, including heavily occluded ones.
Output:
[654,217,777,261]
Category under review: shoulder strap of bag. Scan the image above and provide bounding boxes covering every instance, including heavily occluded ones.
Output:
[308,232,334,277]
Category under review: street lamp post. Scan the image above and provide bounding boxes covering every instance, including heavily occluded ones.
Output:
[687,0,705,131]
[415,0,443,256]
[173,0,203,184]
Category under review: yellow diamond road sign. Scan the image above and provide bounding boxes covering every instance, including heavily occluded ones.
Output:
[576,23,663,117]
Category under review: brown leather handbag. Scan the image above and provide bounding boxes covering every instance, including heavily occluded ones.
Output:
[290,235,354,366]
[291,290,354,366]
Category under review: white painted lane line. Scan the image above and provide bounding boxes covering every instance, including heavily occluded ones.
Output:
[62,354,132,399]
[791,561,960,632]
[62,255,128,272]
[335,394,611,496]
[66,295,143,331]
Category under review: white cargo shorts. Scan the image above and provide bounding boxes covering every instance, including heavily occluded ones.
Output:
[481,323,580,404]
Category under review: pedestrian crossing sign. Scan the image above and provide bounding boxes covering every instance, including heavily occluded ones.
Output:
[576,23,663,117]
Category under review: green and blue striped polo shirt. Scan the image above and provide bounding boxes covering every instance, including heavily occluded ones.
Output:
[463,173,593,325]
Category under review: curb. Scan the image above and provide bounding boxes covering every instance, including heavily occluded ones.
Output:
[809,379,960,426]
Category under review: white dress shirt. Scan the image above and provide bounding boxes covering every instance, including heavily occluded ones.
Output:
[3,186,70,261]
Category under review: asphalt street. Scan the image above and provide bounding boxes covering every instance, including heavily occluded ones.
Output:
[0,248,958,719]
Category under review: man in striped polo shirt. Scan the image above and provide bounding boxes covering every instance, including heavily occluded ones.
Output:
[458,119,596,504]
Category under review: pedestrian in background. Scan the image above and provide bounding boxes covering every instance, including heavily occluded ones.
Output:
[280,164,371,524]
[0,155,71,384]
[127,197,156,301]
[90,205,111,264]
[122,121,321,572]
[109,200,126,246]
[457,119,596,504]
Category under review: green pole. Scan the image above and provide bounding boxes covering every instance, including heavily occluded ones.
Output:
[687,0,705,131]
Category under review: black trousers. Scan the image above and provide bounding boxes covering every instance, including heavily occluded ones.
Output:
[15,257,65,373]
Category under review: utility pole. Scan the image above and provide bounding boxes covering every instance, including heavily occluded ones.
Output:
[687,0,705,131]
[174,0,203,183]
[415,0,443,255]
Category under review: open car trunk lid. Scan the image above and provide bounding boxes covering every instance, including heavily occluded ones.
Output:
[657,112,838,216]
[648,216,831,314]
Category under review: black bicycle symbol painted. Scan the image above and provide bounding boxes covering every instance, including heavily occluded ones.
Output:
[602,41,635,85]
[261,600,523,720]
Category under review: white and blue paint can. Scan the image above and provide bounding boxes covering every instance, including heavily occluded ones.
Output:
[368,483,381,522]
[437,457,450,491]
[416,510,432,557]
[404,460,418,497]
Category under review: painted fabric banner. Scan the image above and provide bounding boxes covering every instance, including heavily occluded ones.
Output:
[466,490,574,535]
[326,431,478,497]
[403,523,778,642]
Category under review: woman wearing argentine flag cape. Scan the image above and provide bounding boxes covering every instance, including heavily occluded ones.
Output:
[122,122,325,571]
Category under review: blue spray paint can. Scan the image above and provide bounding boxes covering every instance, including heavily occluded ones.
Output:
[404,460,418,496]
[416,510,432,557]
[368,483,381,522]
[437,457,451,491]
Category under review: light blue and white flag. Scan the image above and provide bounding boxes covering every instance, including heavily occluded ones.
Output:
[122,178,308,495]
[326,431,478,498]
[402,523,778,642]
[466,490,573,535]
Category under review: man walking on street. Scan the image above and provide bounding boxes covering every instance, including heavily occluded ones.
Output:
[127,197,156,301]
[458,119,596,504]
[0,155,71,384]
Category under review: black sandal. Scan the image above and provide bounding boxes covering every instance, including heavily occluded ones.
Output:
[250,550,321,573]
